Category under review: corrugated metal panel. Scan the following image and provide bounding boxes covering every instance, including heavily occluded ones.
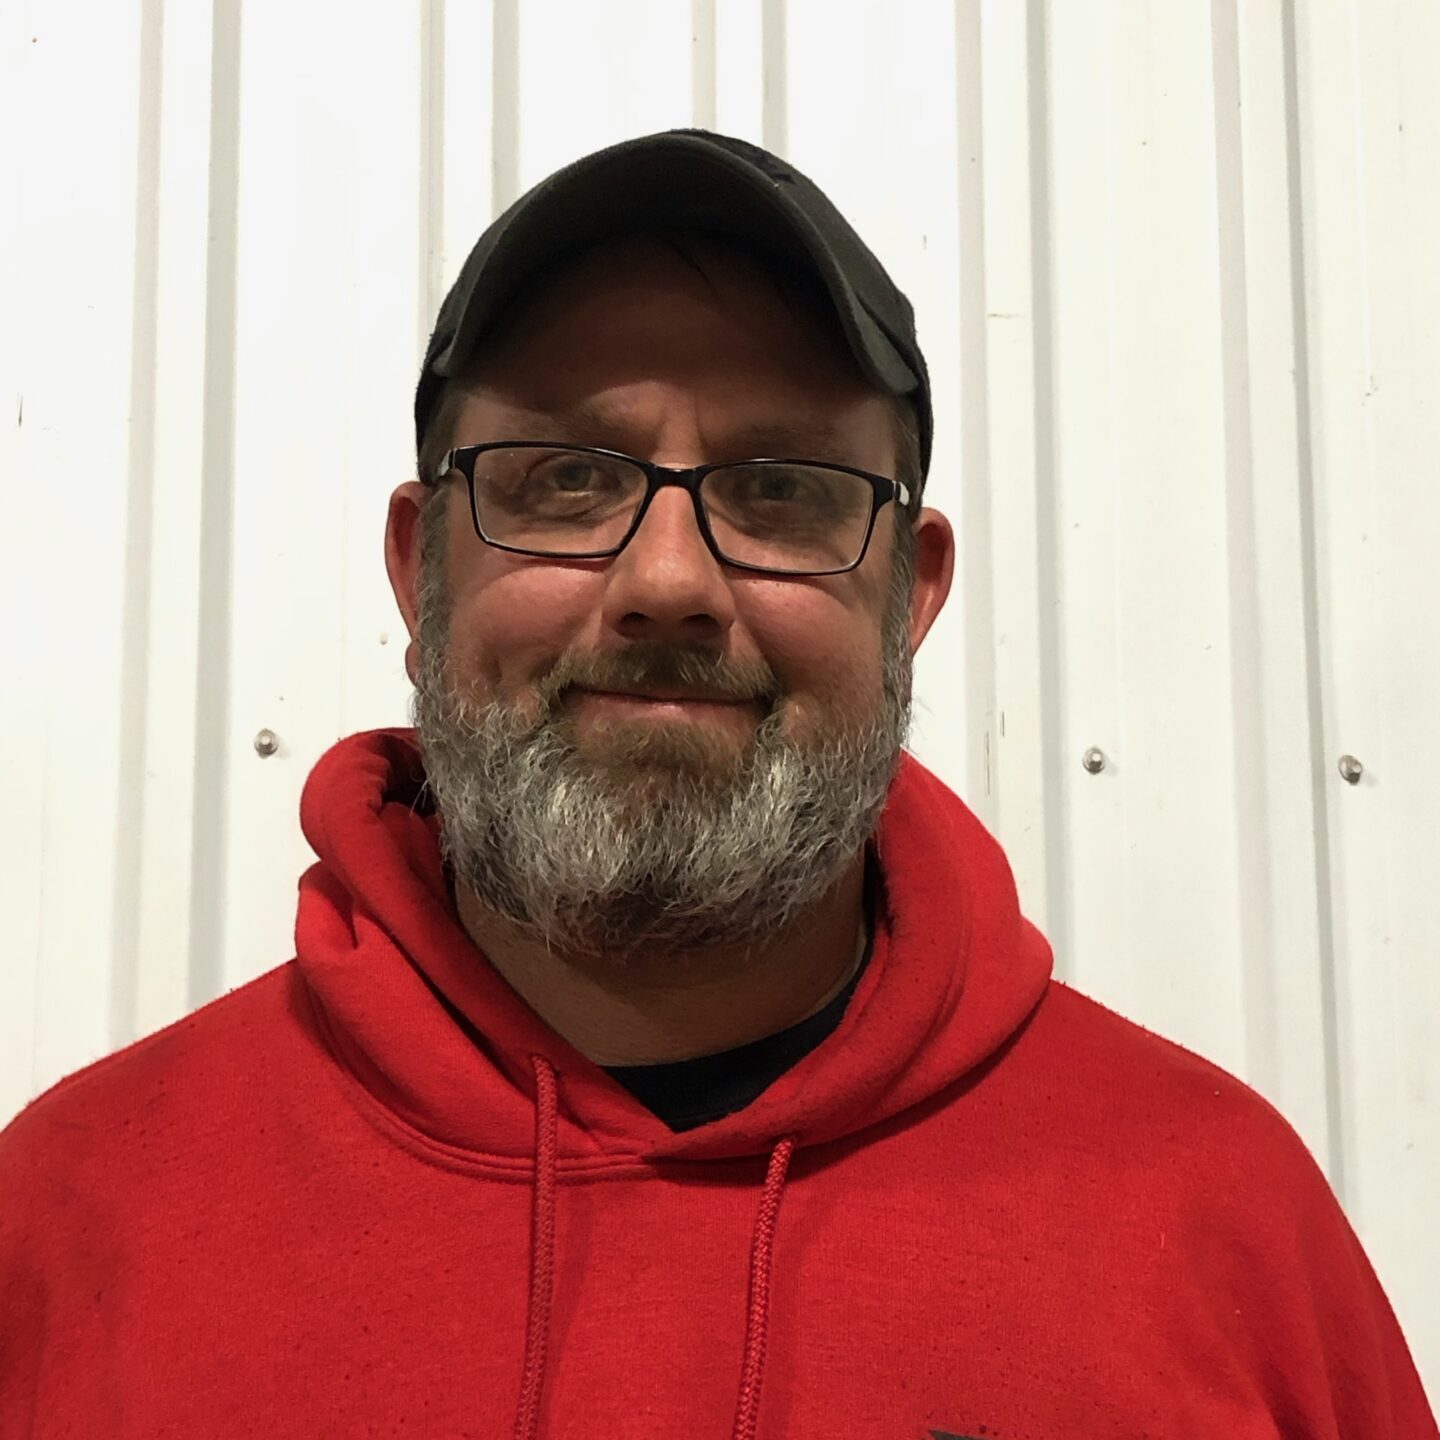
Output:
[2,0,1435,1394]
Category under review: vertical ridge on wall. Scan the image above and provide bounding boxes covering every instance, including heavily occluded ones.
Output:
[1217,0,1291,1171]
[1275,0,1347,1202]
[1024,0,1068,959]
[418,0,447,367]
[111,0,166,1053]
[975,0,1062,942]
[714,0,765,141]
[130,0,219,1044]
[1047,0,1127,1024]
[950,0,999,834]
[135,0,213,1040]
[491,0,520,214]
[188,0,242,1013]
[437,0,497,316]
[760,0,787,157]
[691,0,718,130]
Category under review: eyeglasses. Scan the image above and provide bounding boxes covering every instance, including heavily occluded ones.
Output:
[433,442,913,577]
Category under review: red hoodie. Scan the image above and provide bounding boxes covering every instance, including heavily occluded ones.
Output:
[1,727,1434,1438]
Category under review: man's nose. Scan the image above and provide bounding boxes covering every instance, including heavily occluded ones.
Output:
[598,483,738,642]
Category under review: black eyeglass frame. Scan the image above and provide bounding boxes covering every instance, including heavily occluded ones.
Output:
[433,441,914,577]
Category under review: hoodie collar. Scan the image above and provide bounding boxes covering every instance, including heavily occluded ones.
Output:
[294,727,1052,1164]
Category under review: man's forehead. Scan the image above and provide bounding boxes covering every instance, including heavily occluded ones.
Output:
[465,393,877,463]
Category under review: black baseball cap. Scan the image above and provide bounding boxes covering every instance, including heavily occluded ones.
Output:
[414,129,933,494]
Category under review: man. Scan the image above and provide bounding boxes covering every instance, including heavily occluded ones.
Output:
[1,131,1434,1438]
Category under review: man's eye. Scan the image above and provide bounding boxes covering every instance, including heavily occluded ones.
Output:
[751,472,804,502]
[534,459,608,492]
[722,465,832,509]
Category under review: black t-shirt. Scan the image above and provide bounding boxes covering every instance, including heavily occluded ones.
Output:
[604,851,878,1132]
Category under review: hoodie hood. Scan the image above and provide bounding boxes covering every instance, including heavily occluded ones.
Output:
[294,727,1052,1164]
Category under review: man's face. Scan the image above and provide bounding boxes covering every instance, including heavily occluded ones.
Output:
[388,236,947,960]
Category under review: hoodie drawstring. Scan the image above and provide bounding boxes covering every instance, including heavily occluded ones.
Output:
[729,1134,796,1440]
[513,1056,558,1440]
[510,1054,796,1440]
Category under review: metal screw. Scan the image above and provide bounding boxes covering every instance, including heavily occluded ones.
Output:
[1337,754,1363,785]
[254,728,279,758]
[1082,746,1106,774]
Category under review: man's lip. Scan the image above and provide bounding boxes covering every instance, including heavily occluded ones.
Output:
[575,687,754,705]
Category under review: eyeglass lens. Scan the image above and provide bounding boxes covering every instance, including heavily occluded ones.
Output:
[470,448,874,573]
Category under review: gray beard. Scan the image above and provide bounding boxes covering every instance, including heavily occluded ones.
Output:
[410,574,914,961]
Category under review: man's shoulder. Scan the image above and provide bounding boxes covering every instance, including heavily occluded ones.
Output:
[1023,979,1334,1195]
[0,961,304,1180]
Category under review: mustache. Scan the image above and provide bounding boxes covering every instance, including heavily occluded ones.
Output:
[533,642,782,712]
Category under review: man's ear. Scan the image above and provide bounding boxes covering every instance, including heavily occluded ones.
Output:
[907,507,956,654]
[385,481,431,685]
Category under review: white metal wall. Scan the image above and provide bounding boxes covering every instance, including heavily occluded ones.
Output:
[2,0,1436,1398]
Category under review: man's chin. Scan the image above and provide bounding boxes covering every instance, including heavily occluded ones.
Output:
[559,712,759,783]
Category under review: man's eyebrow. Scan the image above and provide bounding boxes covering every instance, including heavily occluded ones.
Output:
[497,399,621,442]
[496,402,860,463]
[711,420,858,463]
